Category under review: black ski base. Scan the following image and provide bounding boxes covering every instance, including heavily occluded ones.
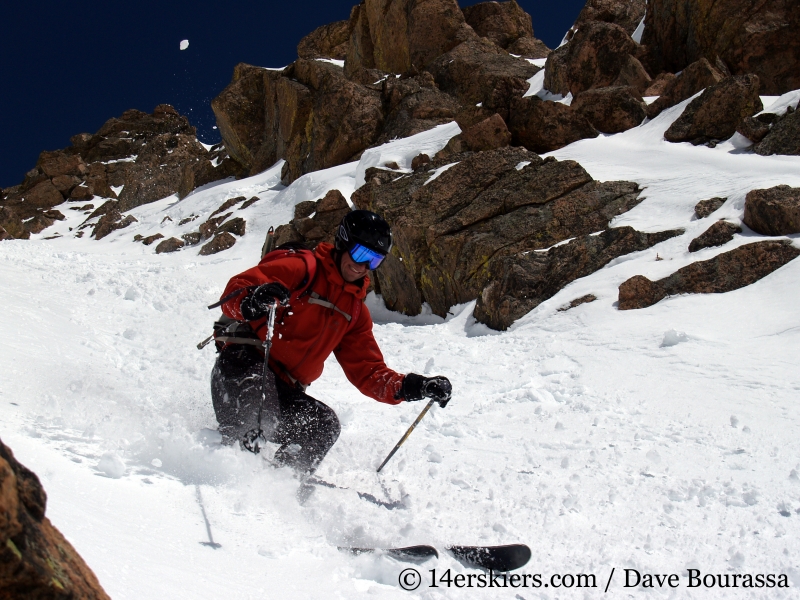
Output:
[448,544,531,572]
[339,543,531,571]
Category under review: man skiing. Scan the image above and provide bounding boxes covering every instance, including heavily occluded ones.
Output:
[210,209,452,476]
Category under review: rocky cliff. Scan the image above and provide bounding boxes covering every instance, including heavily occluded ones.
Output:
[0,438,110,599]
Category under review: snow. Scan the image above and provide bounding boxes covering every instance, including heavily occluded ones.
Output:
[3,89,800,598]
[632,15,646,44]
[524,69,545,98]
[524,69,568,103]
[759,90,800,117]
[354,122,460,188]
[315,58,345,68]
[423,162,459,185]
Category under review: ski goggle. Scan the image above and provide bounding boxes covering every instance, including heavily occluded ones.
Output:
[348,243,386,270]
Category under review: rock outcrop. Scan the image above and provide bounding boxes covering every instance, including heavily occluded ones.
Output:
[643,72,676,97]
[345,0,477,76]
[694,197,726,219]
[297,19,353,60]
[178,143,242,199]
[212,60,383,184]
[743,185,800,235]
[200,232,237,255]
[736,114,774,144]
[474,226,683,330]
[376,73,462,144]
[571,86,646,134]
[508,96,599,153]
[558,294,598,311]
[462,0,532,49]
[664,75,762,144]
[688,220,742,252]
[210,64,278,175]
[754,109,800,156]
[573,0,647,36]
[618,240,800,309]
[645,58,725,119]
[155,237,185,254]
[543,21,638,97]
[274,189,352,249]
[0,438,110,599]
[613,54,653,94]
[461,0,549,58]
[92,209,138,240]
[459,113,512,152]
[641,0,800,95]
[1,105,238,240]
[352,146,646,317]
[426,37,540,121]
[505,36,551,59]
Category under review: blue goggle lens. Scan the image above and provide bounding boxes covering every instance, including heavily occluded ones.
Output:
[349,243,386,270]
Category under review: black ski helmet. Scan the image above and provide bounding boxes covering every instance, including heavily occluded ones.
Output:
[335,210,392,255]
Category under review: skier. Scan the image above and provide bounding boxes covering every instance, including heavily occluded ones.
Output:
[210,210,452,476]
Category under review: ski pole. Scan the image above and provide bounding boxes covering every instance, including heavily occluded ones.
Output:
[261,303,277,404]
[376,399,435,473]
[253,303,278,450]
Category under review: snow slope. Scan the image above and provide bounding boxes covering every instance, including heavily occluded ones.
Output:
[2,96,800,599]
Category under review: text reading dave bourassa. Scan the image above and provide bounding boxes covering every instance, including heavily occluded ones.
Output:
[399,567,790,591]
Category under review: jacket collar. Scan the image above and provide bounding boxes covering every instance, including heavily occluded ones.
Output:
[314,242,369,300]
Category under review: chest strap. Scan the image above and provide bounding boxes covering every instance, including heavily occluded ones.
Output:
[308,292,352,322]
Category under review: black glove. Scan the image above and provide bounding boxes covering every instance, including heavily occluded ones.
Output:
[402,373,452,408]
[240,282,290,320]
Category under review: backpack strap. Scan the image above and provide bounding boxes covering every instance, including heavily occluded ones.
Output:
[308,292,353,322]
[257,247,318,299]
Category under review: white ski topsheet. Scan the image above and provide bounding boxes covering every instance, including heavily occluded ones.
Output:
[2,94,800,599]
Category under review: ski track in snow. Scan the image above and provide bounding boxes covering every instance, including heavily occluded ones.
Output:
[2,96,800,598]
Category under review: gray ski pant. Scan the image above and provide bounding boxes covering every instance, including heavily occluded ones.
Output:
[210,345,340,475]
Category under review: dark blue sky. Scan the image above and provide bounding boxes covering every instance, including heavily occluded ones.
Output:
[0,0,585,189]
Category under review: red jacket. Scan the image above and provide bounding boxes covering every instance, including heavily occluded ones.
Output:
[220,242,404,405]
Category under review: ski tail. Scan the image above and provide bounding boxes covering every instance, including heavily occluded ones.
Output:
[339,545,438,564]
[447,544,531,571]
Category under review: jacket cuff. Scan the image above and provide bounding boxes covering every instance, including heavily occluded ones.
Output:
[399,373,425,401]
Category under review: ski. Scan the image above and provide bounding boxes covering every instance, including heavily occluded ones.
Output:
[338,544,532,571]
[339,545,438,564]
[448,544,531,572]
